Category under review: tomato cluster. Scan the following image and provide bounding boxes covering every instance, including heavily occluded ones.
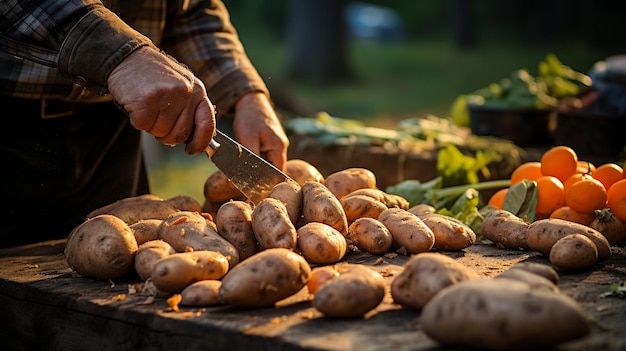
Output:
[488,146,626,226]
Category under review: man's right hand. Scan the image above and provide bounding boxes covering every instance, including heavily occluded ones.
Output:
[107,46,216,154]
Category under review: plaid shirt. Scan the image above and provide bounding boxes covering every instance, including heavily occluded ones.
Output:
[0,0,268,113]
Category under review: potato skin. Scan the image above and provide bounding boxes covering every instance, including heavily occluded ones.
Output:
[165,194,203,213]
[347,217,393,255]
[215,201,257,261]
[390,252,477,309]
[508,261,559,285]
[151,250,230,294]
[252,197,298,250]
[65,214,138,280]
[341,194,388,225]
[284,159,324,186]
[134,239,176,281]
[407,204,436,217]
[301,181,349,236]
[218,248,312,307]
[130,219,163,245]
[527,218,610,260]
[420,213,476,251]
[549,234,598,271]
[297,222,347,264]
[268,180,303,225]
[378,208,435,254]
[481,209,530,250]
[180,280,222,306]
[312,265,386,318]
[323,167,377,200]
[495,268,559,292]
[344,188,409,210]
[158,211,240,267]
[203,170,246,204]
[87,195,178,225]
[420,279,591,350]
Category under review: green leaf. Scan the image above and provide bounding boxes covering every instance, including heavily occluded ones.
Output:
[600,282,626,298]
[502,180,538,222]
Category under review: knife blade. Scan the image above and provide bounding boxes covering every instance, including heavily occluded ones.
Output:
[206,129,298,205]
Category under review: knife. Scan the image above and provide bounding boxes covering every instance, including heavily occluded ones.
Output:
[206,129,298,204]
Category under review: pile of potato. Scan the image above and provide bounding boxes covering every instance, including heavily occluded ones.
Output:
[63,159,595,350]
[482,208,611,270]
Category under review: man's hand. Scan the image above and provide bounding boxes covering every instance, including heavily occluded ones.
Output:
[107,46,216,154]
[232,92,289,170]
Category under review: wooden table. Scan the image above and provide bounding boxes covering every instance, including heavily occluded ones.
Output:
[1,240,625,351]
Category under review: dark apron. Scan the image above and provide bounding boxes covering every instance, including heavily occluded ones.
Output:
[0,95,150,248]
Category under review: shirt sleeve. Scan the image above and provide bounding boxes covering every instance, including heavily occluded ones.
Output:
[160,0,270,115]
[0,0,154,95]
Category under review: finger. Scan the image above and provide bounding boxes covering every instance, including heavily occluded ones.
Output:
[184,98,216,154]
[261,141,288,171]
[148,101,185,138]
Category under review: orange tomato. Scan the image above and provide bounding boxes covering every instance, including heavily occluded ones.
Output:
[535,176,565,219]
[592,163,624,191]
[608,178,626,223]
[576,160,595,174]
[563,173,593,194]
[565,177,607,214]
[549,206,595,226]
[510,161,543,185]
[540,145,578,183]
[487,188,509,209]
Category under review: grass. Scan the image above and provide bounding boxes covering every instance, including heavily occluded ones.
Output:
[147,34,612,203]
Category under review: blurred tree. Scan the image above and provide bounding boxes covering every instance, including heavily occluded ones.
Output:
[285,0,353,85]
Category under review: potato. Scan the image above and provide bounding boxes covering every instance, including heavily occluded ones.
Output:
[323,167,377,200]
[134,239,176,281]
[151,250,230,294]
[420,279,591,350]
[301,181,349,236]
[527,218,610,260]
[341,194,388,225]
[378,208,435,254]
[165,194,203,213]
[481,209,530,250]
[307,265,340,294]
[390,252,477,309]
[214,200,257,260]
[65,214,138,280]
[407,203,436,217]
[129,219,163,245]
[252,197,298,250]
[344,188,409,210]
[203,170,246,204]
[495,268,559,292]
[180,280,222,306]
[347,217,393,255]
[420,213,476,251]
[549,234,598,271]
[284,159,324,185]
[508,261,559,285]
[158,211,240,267]
[297,222,347,264]
[312,265,386,318]
[218,248,311,307]
[268,180,303,225]
[87,194,178,225]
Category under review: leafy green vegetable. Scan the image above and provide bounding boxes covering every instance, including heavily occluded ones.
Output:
[600,281,626,298]
[502,180,538,222]
[461,53,590,110]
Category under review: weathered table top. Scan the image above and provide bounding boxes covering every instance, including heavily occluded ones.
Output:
[1,240,625,351]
